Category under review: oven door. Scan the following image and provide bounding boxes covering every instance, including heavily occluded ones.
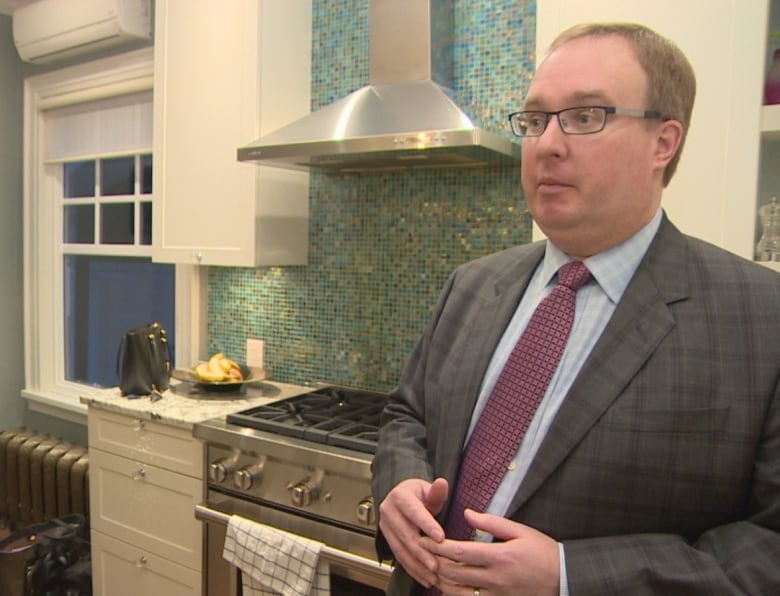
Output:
[195,501,392,595]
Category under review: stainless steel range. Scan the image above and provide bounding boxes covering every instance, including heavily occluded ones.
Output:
[192,385,392,595]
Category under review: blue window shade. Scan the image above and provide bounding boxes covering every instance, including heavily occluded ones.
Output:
[64,255,175,388]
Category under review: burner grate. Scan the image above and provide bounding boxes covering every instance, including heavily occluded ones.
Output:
[226,386,387,453]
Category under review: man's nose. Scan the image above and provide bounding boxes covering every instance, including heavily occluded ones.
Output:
[534,114,568,153]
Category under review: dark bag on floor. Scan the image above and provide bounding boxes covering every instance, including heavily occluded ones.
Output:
[117,321,171,396]
[0,514,91,596]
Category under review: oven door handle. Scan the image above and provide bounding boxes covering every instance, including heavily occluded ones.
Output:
[195,503,392,577]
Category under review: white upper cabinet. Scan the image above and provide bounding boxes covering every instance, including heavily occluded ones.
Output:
[535,0,772,266]
[152,0,312,266]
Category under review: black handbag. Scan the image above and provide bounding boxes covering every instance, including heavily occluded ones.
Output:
[117,321,171,396]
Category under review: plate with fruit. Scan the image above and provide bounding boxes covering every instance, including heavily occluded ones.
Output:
[171,352,269,392]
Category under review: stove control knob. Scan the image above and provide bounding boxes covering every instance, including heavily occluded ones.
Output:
[291,483,316,507]
[356,497,375,526]
[233,460,266,491]
[289,469,324,508]
[208,459,239,483]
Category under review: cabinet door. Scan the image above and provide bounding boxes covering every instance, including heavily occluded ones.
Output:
[89,448,203,569]
[91,530,200,596]
[152,0,311,266]
[535,0,768,259]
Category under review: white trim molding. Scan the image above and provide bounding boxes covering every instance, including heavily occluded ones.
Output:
[22,47,203,421]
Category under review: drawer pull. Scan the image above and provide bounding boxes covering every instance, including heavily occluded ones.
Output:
[135,555,148,568]
[132,467,146,481]
[132,419,145,431]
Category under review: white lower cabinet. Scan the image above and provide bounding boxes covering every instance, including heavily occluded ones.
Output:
[88,409,204,595]
[90,532,200,596]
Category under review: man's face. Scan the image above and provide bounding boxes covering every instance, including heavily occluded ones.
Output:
[521,35,667,258]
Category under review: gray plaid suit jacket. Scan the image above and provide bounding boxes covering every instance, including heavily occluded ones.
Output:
[371,216,780,595]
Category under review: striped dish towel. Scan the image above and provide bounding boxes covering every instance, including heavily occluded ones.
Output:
[223,515,330,596]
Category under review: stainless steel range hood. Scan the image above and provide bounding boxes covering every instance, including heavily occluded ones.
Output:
[237,0,520,173]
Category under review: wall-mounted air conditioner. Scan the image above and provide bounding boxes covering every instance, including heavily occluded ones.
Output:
[13,0,151,64]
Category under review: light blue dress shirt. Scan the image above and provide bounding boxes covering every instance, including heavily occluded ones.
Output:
[465,209,663,594]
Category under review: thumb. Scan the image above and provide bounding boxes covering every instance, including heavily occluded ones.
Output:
[425,477,449,515]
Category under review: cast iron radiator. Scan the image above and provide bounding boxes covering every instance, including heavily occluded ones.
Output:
[0,428,89,532]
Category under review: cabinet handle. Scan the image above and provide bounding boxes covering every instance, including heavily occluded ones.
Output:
[133,419,145,431]
[132,467,146,481]
[135,555,148,568]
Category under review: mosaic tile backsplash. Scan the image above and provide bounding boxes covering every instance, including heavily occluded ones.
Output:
[208,0,536,391]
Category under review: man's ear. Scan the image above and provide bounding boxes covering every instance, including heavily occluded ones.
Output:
[653,119,683,170]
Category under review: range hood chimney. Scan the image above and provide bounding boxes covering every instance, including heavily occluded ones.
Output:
[237,0,520,173]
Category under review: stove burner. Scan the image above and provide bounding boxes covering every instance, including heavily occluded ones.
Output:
[226,386,387,453]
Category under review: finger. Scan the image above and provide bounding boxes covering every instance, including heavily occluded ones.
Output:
[427,477,450,513]
[381,520,439,587]
[433,557,488,595]
[380,496,442,581]
[421,535,498,571]
[380,511,437,568]
[464,508,522,541]
[394,491,445,542]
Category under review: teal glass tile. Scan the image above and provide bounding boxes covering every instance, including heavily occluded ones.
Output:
[208,0,536,391]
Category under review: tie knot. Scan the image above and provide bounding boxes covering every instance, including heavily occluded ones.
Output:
[557,261,591,291]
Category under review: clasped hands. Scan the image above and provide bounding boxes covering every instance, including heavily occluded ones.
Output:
[378,477,560,596]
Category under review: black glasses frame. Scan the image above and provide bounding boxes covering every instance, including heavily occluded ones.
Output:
[508,105,663,137]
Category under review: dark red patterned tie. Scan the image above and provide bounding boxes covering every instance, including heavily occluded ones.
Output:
[444,261,592,541]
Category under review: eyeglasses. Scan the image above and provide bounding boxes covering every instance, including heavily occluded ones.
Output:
[507,105,663,137]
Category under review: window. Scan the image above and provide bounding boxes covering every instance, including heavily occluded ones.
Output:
[23,49,200,421]
[60,154,175,388]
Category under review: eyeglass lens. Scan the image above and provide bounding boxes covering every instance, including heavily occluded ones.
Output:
[516,107,607,136]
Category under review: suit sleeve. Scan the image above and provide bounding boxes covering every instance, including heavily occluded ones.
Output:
[371,271,458,561]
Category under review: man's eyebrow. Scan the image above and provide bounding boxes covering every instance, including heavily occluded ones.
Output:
[522,91,610,110]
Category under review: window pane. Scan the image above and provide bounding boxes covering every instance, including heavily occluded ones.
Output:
[141,154,152,194]
[101,203,135,244]
[100,156,135,196]
[64,161,95,198]
[64,205,95,243]
[63,255,176,388]
[140,202,152,245]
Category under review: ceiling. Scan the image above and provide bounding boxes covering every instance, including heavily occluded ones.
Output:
[0,0,37,15]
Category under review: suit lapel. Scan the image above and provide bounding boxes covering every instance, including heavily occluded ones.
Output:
[507,220,690,513]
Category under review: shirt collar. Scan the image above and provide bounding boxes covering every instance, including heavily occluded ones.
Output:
[541,208,664,303]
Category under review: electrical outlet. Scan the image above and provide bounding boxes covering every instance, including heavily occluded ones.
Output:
[246,338,265,369]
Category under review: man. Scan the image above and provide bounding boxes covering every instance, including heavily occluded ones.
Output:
[371,22,780,596]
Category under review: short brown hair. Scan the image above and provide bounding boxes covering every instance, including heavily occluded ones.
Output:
[548,23,696,187]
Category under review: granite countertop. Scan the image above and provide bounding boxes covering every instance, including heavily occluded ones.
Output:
[79,380,311,430]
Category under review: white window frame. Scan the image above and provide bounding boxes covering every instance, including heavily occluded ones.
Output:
[22,48,204,424]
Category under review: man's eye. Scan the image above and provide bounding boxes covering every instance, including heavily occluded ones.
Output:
[575,111,595,123]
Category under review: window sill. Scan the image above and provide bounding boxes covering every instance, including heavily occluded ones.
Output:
[22,388,88,425]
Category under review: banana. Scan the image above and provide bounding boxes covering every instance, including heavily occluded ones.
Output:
[195,352,244,382]
[208,352,225,374]
[195,362,226,382]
